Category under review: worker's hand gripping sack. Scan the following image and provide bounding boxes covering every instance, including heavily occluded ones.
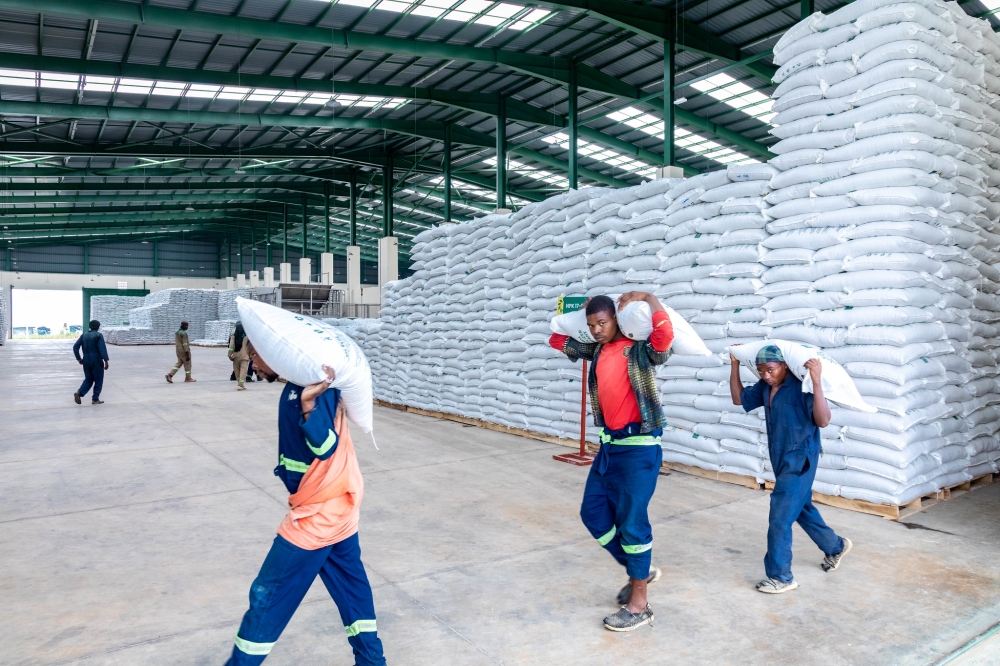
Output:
[727,339,876,413]
[236,298,374,433]
[549,297,712,356]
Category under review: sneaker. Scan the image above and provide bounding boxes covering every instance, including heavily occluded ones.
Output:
[165,374,173,384]
[74,392,81,405]
[603,605,654,632]
[821,538,853,572]
[616,567,663,605]
[756,578,798,594]
[237,385,246,391]
[92,400,104,405]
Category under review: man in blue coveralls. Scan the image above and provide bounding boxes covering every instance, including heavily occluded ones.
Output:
[729,345,852,593]
[225,340,385,665]
[73,320,110,405]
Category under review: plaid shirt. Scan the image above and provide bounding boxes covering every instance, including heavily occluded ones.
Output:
[556,336,671,435]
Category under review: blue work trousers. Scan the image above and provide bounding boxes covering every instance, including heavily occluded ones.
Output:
[227,533,386,666]
[766,449,844,583]
[580,443,662,580]
[78,361,105,401]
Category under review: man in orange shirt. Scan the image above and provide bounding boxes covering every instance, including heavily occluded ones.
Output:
[225,342,385,665]
[549,292,674,632]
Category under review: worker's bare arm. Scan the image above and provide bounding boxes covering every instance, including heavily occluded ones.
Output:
[301,365,336,421]
[804,359,831,428]
[729,354,743,406]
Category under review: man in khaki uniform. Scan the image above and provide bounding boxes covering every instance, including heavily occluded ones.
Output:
[228,322,250,391]
[165,321,196,383]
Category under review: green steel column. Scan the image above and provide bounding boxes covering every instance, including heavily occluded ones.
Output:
[83,244,88,273]
[5,247,10,271]
[383,154,393,236]
[444,123,452,224]
[266,211,272,266]
[217,242,222,279]
[568,68,578,190]
[664,42,675,167]
[324,182,331,253]
[282,203,288,262]
[250,218,256,272]
[152,241,158,277]
[300,193,307,262]
[801,0,814,18]
[238,228,243,274]
[225,235,230,277]
[349,169,357,246]
[497,96,507,209]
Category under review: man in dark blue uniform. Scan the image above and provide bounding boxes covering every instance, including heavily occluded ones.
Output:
[729,345,852,593]
[73,320,110,405]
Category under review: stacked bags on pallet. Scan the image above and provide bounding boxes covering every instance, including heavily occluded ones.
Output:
[103,289,221,344]
[0,288,8,344]
[377,205,595,440]
[658,0,1000,506]
[90,295,147,327]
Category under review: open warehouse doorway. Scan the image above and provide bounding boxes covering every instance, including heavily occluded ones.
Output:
[10,289,82,339]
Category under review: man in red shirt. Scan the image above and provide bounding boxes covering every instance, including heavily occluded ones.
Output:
[549,292,674,632]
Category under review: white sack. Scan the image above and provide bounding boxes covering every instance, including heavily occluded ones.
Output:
[727,339,876,413]
[237,298,374,433]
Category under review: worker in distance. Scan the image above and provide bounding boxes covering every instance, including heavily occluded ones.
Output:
[729,344,852,594]
[549,291,674,632]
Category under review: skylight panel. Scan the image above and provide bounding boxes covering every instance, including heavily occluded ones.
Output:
[340,0,377,6]
[217,86,251,100]
[688,73,774,124]
[377,0,412,11]
[152,81,186,96]
[186,84,221,98]
[118,79,154,95]
[83,76,117,92]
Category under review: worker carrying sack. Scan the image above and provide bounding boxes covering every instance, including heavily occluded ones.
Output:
[550,299,712,356]
[236,298,375,434]
[727,339,875,413]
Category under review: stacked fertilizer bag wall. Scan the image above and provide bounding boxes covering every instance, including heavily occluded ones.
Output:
[103,288,221,344]
[654,0,1000,507]
[0,288,7,344]
[323,318,382,379]
[90,295,147,327]
[195,288,254,345]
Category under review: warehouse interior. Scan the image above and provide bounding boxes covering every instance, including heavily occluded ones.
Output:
[4,0,1000,663]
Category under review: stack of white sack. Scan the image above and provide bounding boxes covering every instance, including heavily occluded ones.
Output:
[90,295,147,327]
[0,288,7,344]
[704,0,1000,505]
[103,288,221,344]
[195,288,255,345]
[322,318,383,392]
[377,203,597,441]
[644,166,787,481]
[194,320,237,346]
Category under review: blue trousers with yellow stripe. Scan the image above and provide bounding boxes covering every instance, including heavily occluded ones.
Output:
[227,533,385,665]
[580,438,662,581]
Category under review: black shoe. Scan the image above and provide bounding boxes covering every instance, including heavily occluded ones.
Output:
[230,372,237,381]
[92,400,104,405]
[74,392,81,405]
[604,605,654,632]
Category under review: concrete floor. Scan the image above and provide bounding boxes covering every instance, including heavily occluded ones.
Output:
[2,339,1000,666]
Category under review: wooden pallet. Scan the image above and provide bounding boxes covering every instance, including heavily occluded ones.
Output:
[374,400,582,449]
[662,461,763,491]
[764,472,999,521]
[376,401,998,520]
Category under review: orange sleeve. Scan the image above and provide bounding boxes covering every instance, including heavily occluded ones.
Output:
[649,310,674,352]
[549,333,570,350]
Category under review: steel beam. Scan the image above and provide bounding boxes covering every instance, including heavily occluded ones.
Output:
[10,0,629,98]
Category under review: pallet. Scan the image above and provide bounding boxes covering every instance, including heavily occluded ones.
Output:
[376,400,998,521]
[374,400,582,449]
[764,472,999,521]
[662,461,763,491]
